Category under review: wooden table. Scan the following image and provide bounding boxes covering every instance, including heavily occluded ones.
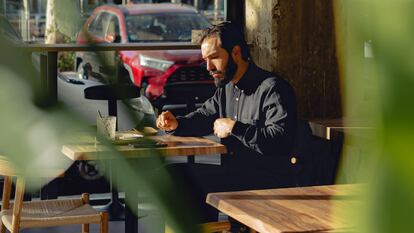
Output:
[62,132,226,233]
[206,184,363,233]
[62,134,226,160]
[308,118,373,140]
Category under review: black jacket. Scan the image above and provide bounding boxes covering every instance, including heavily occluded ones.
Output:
[172,63,297,173]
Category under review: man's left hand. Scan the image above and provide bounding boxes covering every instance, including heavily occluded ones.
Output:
[214,118,236,138]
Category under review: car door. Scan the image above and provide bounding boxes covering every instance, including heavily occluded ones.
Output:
[100,13,122,82]
[84,11,111,81]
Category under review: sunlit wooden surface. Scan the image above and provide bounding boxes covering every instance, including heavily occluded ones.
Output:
[206,184,363,233]
[308,118,373,140]
[62,133,226,161]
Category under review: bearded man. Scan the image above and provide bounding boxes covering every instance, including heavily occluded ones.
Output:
[157,22,298,222]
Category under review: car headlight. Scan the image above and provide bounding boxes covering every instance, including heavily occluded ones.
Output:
[139,55,173,72]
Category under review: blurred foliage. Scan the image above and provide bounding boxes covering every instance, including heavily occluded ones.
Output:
[0,2,201,233]
[0,37,80,190]
[0,52,201,233]
[7,0,414,232]
[334,0,414,232]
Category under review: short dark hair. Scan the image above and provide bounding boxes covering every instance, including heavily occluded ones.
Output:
[199,21,251,60]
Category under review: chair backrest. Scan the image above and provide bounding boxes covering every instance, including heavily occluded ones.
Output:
[291,119,336,186]
[290,120,318,186]
[0,155,17,177]
[0,155,25,233]
[0,155,108,233]
[0,157,14,204]
[292,119,314,156]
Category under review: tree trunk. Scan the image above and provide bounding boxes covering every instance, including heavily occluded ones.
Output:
[45,0,81,44]
[45,0,62,43]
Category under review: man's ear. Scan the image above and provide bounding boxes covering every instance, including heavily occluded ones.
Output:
[231,45,242,60]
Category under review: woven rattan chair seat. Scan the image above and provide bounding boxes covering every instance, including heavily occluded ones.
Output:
[1,199,101,229]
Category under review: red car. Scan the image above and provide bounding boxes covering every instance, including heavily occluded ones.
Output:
[76,3,215,112]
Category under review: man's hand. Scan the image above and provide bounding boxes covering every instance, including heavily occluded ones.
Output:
[213,118,236,138]
[156,111,178,131]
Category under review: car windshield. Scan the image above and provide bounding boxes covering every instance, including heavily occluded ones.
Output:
[126,12,211,42]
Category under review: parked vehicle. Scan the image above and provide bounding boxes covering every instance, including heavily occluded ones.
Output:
[75,3,216,113]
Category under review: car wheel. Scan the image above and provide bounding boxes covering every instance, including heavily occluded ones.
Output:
[78,62,92,80]
[77,161,105,180]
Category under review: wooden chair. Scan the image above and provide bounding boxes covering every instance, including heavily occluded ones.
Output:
[0,155,108,233]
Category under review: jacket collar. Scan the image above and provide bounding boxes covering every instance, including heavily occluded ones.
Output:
[234,62,260,94]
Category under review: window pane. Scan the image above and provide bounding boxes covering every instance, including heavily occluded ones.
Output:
[89,12,111,38]
[109,16,120,35]
[126,12,211,42]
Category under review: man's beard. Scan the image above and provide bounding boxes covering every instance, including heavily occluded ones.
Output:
[210,56,237,88]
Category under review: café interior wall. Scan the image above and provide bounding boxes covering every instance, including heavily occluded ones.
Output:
[245,0,342,118]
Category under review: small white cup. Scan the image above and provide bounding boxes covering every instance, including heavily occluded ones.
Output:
[97,115,116,140]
